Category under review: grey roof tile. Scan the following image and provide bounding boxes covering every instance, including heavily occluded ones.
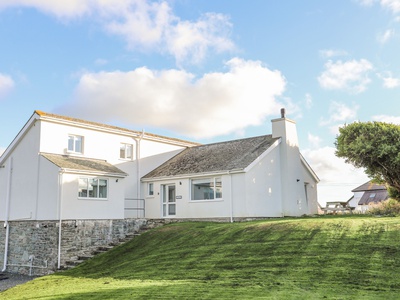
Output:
[143,135,279,178]
[41,153,127,176]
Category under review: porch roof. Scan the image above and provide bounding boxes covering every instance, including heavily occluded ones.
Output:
[142,135,279,179]
[41,153,127,177]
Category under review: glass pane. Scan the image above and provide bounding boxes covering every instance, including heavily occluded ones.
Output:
[98,179,107,198]
[162,204,166,216]
[68,136,74,151]
[126,144,133,159]
[215,177,222,199]
[78,178,88,197]
[191,178,212,200]
[168,204,176,215]
[88,178,96,198]
[148,183,154,196]
[120,144,126,158]
[168,186,175,202]
[75,136,82,153]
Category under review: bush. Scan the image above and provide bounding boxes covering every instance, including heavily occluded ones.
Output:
[368,199,400,216]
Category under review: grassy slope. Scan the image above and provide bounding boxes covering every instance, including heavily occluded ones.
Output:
[2,216,400,299]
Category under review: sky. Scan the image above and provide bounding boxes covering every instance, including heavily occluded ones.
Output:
[1,0,400,204]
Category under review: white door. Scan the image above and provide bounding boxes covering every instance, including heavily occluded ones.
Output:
[162,184,176,217]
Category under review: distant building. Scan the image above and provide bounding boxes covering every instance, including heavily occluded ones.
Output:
[348,181,389,213]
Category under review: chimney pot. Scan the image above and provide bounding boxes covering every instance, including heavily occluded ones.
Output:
[280,108,286,118]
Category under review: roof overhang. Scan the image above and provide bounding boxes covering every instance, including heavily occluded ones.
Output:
[141,169,244,182]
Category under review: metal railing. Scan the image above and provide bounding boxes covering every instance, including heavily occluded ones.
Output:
[124,198,145,218]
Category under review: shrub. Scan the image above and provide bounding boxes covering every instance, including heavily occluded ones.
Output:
[368,199,400,216]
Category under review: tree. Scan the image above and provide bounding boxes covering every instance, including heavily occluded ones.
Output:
[335,121,400,199]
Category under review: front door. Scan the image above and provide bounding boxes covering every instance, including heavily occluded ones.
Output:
[162,184,176,217]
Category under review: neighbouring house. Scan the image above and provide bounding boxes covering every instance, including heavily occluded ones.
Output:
[348,181,389,213]
[0,109,319,275]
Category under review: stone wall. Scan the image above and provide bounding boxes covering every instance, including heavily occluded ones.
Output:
[0,218,150,276]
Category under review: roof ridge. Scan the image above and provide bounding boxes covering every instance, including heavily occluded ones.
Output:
[34,110,200,146]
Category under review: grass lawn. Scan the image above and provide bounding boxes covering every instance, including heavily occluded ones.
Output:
[2,215,400,299]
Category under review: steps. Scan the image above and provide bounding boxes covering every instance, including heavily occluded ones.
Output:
[62,228,148,270]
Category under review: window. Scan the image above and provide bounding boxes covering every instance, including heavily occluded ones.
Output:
[78,178,108,199]
[148,183,154,196]
[68,135,83,153]
[191,177,222,201]
[120,143,133,160]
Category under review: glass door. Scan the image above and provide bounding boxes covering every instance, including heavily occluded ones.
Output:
[162,184,176,217]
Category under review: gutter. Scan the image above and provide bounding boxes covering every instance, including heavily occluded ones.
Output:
[2,157,13,272]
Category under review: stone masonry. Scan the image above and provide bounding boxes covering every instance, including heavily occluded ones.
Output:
[0,218,150,276]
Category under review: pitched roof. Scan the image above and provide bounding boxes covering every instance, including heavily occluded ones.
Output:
[35,110,200,147]
[358,190,389,205]
[352,181,387,192]
[142,135,279,179]
[41,153,127,177]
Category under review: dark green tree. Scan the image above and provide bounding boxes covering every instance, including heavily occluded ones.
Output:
[335,121,400,200]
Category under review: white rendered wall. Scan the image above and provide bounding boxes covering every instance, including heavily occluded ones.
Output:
[240,146,283,217]
[60,173,125,220]
[272,118,311,216]
[4,121,41,221]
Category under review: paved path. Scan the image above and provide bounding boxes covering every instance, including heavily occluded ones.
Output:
[0,272,37,292]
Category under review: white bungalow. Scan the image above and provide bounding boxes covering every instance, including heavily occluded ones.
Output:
[142,110,319,219]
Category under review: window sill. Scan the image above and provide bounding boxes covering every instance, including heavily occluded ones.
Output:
[189,199,224,203]
[78,197,108,201]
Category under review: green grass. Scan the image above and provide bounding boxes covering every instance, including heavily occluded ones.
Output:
[2,215,400,299]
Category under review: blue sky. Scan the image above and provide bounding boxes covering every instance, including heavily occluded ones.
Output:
[1,0,400,203]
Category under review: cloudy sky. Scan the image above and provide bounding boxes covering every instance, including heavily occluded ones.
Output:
[1,0,400,203]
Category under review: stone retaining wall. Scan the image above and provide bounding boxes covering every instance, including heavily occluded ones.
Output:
[0,219,150,276]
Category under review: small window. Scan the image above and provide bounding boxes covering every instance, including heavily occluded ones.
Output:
[148,183,154,196]
[78,178,108,199]
[191,177,222,201]
[369,193,376,198]
[68,135,83,153]
[120,143,134,160]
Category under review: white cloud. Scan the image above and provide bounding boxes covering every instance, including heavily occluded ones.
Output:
[319,101,359,135]
[0,0,234,66]
[381,74,400,88]
[381,0,400,14]
[356,0,376,6]
[61,58,286,138]
[303,146,369,204]
[372,114,400,124]
[307,133,321,148]
[378,29,395,43]
[318,59,373,93]
[319,49,348,59]
[0,73,14,99]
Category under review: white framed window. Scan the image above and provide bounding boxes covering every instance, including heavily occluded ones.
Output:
[191,177,222,201]
[120,143,134,160]
[68,135,83,153]
[148,183,154,196]
[78,178,108,199]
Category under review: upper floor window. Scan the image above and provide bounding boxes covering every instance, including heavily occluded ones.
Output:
[120,143,133,160]
[68,135,83,153]
[191,177,222,201]
[78,178,108,199]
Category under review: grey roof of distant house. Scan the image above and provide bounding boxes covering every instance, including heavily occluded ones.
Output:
[358,190,389,205]
[41,153,127,176]
[142,135,279,179]
[352,181,387,192]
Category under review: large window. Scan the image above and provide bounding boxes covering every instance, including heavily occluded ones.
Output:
[120,143,133,160]
[68,135,83,153]
[78,178,108,199]
[191,177,222,201]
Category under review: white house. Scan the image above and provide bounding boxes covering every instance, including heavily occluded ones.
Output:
[0,109,319,275]
[142,110,319,219]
